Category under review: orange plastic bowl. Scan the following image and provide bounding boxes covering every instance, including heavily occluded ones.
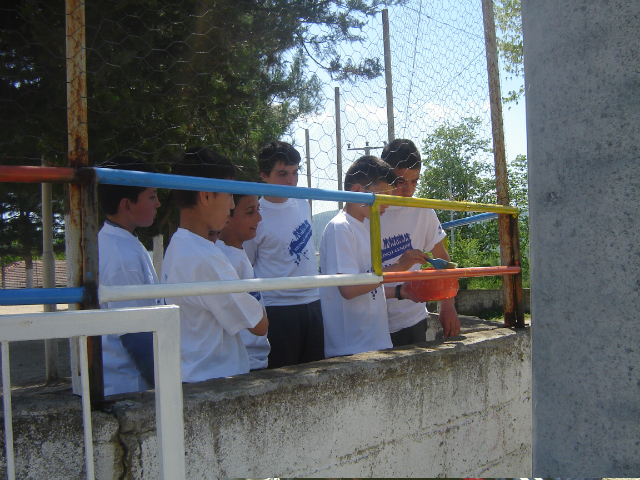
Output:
[406,267,459,301]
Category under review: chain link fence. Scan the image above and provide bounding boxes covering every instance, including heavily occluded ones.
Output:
[2,0,494,236]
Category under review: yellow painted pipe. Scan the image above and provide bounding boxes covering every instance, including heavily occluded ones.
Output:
[369,204,383,276]
[373,194,518,216]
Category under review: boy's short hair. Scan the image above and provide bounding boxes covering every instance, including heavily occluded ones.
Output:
[258,141,301,175]
[344,156,397,191]
[97,156,157,215]
[381,138,421,170]
[228,193,248,217]
[172,147,237,209]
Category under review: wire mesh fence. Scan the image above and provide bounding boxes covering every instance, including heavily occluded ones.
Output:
[1,0,496,241]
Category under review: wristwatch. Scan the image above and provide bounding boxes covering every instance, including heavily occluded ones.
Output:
[395,284,404,300]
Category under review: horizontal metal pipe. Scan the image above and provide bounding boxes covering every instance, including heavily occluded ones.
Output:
[382,266,521,283]
[441,212,499,229]
[0,166,81,183]
[0,287,88,306]
[99,273,383,304]
[375,194,519,216]
[95,168,375,205]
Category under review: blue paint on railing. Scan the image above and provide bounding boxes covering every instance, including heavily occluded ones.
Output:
[95,168,375,205]
[0,287,88,306]
[441,212,499,229]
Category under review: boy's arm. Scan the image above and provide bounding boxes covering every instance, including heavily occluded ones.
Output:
[247,310,268,336]
[338,281,383,300]
[431,240,460,337]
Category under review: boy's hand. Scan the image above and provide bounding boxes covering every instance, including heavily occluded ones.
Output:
[398,281,422,303]
[394,249,429,272]
[439,298,460,337]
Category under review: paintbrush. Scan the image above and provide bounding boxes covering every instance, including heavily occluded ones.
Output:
[422,257,458,270]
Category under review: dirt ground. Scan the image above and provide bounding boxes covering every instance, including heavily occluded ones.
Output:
[0,304,73,393]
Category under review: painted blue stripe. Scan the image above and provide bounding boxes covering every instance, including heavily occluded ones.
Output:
[94,168,375,205]
[441,212,499,229]
[0,287,88,306]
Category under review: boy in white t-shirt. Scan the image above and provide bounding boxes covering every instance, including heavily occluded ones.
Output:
[161,148,268,382]
[380,139,461,345]
[218,193,271,370]
[97,156,161,396]
[243,141,324,368]
[319,156,425,358]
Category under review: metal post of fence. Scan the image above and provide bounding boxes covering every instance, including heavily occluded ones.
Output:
[42,159,59,381]
[481,0,525,328]
[65,0,104,400]
[335,87,343,210]
[305,128,312,214]
[382,9,395,143]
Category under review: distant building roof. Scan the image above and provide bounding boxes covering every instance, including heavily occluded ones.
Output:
[2,260,67,289]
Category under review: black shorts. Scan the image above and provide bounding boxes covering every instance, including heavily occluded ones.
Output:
[390,317,429,347]
[265,299,325,368]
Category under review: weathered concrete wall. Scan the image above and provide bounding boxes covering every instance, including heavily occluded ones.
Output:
[450,289,531,316]
[523,0,640,476]
[1,321,531,479]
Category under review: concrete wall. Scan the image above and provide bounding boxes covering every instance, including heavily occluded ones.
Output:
[450,289,531,317]
[1,321,531,479]
[523,0,640,476]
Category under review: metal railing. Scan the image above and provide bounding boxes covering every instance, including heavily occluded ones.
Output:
[1,306,185,480]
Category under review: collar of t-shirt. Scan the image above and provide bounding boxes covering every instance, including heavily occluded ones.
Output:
[104,219,137,237]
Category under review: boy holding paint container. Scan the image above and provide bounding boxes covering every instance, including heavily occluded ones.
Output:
[161,147,268,382]
[319,156,423,358]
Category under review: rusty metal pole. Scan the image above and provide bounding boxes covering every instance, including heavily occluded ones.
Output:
[66,0,103,401]
[382,9,395,143]
[335,87,343,210]
[481,0,524,328]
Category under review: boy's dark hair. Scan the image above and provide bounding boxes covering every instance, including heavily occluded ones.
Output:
[171,147,237,209]
[258,140,301,175]
[344,156,397,191]
[228,193,248,217]
[97,156,157,216]
[381,138,421,170]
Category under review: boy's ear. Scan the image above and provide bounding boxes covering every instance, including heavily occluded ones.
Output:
[119,197,131,214]
[260,171,269,182]
[350,183,366,193]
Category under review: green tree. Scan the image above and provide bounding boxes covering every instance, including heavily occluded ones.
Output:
[2,0,398,255]
[417,118,529,288]
[495,0,524,104]
[417,116,493,209]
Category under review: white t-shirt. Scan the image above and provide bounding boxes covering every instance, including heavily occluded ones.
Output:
[380,205,447,333]
[217,240,270,370]
[98,222,160,396]
[243,197,319,307]
[319,210,392,358]
[161,228,263,382]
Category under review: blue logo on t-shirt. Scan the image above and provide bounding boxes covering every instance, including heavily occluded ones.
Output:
[289,220,312,266]
[381,233,413,263]
[250,291,262,301]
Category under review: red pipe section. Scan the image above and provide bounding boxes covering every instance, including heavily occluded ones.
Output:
[382,266,521,283]
[0,166,81,183]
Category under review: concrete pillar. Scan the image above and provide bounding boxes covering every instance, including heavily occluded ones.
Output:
[523,0,640,476]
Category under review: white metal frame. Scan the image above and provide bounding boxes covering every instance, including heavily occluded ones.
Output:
[99,272,383,303]
[0,306,185,480]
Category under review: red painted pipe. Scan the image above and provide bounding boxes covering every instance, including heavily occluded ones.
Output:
[382,266,521,283]
[0,166,86,183]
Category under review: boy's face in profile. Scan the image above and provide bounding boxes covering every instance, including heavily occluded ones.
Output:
[203,191,235,232]
[392,167,420,198]
[128,187,161,228]
[261,160,299,187]
[223,195,262,243]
